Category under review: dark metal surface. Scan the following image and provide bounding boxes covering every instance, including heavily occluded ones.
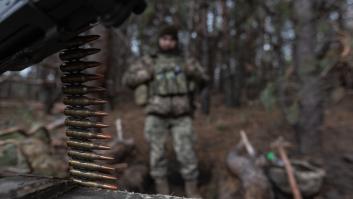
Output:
[0,175,187,199]
[0,0,146,74]
[0,0,147,193]
[0,175,75,199]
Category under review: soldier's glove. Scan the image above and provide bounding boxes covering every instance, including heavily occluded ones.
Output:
[185,64,209,85]
[137,69,153,83]
[184,64,197,78]
[184,58,205,79]
[141,56,155,77]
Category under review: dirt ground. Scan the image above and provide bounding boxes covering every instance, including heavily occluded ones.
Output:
[0,93,352,198]
[108,93,353,199]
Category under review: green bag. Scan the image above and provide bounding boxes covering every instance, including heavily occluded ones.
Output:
[134,84,148,106]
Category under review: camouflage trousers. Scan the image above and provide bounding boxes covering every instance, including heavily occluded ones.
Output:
[144,115,199,180]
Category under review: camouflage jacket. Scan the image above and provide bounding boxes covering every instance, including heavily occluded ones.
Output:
[123,53,209,116]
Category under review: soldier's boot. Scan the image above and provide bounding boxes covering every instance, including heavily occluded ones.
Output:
[155,177,170,195]
[185,180,201,198]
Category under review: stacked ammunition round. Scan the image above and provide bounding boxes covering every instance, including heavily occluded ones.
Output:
[60,61,101,72]
[63,97,107,106]
[59,35,118,190]
[66,129,111,139]
[63,86,105,95]
[60,48,101,60]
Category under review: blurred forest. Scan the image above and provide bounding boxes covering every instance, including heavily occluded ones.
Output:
[1,0,353,198]
[2,0,353,154]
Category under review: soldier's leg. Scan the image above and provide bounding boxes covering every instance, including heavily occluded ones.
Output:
[144,115,169,179]
[170,116,199,180]
[171,116,200,197]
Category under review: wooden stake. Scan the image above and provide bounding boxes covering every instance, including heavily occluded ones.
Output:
[240,130,256,157]
[115,118,124,142]
[272,137,302,199]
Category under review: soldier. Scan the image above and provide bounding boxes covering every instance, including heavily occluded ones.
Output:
[123,25,208,197]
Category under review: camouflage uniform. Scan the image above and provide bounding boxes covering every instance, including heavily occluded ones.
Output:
[123,53,208,181]
[0,127,66,177]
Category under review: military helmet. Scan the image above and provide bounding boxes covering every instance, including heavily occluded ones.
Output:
[159,25,179,41]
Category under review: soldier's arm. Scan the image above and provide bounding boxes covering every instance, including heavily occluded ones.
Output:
[123,56,154,89]
[185,58,209,86]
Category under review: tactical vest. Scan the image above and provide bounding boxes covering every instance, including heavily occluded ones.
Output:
[150,54,190,96]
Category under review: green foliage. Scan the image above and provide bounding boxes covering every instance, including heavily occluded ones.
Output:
[215,122,229,132]
[141,1,156,25]
[285,102,299,125]
[260,82,277,111]
[276,0,292,17]
[298,59,318,76]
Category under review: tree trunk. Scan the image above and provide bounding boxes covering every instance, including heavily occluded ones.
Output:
[200,0,210,114]
[293,0,323,156]
[220,0,238,107]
